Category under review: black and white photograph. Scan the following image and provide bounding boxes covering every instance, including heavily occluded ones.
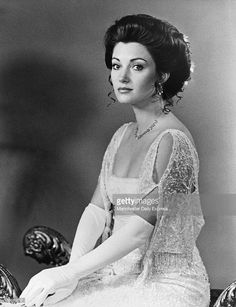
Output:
[0,1,235,306]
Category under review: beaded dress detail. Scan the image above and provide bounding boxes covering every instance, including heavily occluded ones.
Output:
[50,122,210,307]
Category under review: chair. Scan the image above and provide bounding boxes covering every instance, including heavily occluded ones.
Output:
[0,226,71,303]
[0,264,22,303]
[212,281,236,307]
[23,226,71,266]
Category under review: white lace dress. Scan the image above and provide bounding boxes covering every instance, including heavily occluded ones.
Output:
[50,122,211,307]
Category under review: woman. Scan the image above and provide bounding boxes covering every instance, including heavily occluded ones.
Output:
[20,14,210,307]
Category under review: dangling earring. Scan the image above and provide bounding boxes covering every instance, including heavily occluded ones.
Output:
[151,81,163,102]
[107,75,117,107]
[152,82,168,113]
[155,81,163,96]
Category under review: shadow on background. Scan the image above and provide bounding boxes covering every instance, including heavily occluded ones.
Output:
[0,51,91,152]
[0,51,97,287]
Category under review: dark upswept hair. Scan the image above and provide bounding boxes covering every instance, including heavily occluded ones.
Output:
[104,14,192,106]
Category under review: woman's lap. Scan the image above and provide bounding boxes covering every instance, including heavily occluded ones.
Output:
[48,273,210,307]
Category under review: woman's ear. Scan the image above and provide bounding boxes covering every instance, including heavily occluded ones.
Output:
[159,72,170,84]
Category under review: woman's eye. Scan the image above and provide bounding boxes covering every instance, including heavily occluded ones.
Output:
[112,63,120,70]
[133,64,144,71]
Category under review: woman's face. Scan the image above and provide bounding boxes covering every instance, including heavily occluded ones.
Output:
[111,42,157,105]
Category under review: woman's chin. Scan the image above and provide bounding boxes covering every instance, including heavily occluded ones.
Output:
[116,98,133,104]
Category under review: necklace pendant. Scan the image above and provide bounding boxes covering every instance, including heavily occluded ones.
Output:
[134,119,158,140]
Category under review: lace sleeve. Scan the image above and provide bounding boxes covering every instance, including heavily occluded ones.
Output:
[146,130,204,261]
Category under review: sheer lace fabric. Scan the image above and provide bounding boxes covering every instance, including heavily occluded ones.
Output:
[98,122,210,303]
[49,122,210,307]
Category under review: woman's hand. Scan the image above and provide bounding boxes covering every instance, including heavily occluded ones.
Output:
[20,265,77,307]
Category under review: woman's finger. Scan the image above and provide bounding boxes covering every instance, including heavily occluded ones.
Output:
[27,289,49,307]
[44,288,71,305]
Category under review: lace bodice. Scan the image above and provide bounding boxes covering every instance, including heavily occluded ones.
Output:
[43,123,210,307]
[98,122,209,284]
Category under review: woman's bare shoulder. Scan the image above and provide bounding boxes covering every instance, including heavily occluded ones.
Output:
[162,112,195,146]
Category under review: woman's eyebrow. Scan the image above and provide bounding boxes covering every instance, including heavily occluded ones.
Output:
[130,58,147,62]
[112,57,147,62]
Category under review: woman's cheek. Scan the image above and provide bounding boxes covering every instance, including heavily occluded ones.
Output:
[141,80,155,97]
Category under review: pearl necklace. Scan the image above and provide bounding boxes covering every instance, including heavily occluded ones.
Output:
[134,119,158,140]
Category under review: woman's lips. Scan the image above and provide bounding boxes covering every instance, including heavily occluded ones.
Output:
[118,87,133,93]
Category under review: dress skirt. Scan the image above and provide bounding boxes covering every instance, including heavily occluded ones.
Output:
[49,269,210,307]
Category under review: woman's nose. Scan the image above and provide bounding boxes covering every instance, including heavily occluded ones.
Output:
[119,67,130,83]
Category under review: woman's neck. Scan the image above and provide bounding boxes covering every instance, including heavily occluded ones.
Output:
[132,100,166,132]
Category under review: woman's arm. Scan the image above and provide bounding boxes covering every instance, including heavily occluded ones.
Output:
[21,130,174,307]
[69,213,154,278]
[21,212,154,307]
[90,179,106,209]
[20,180,108,307]
[69,180,106,262]
[69,133,174,277]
